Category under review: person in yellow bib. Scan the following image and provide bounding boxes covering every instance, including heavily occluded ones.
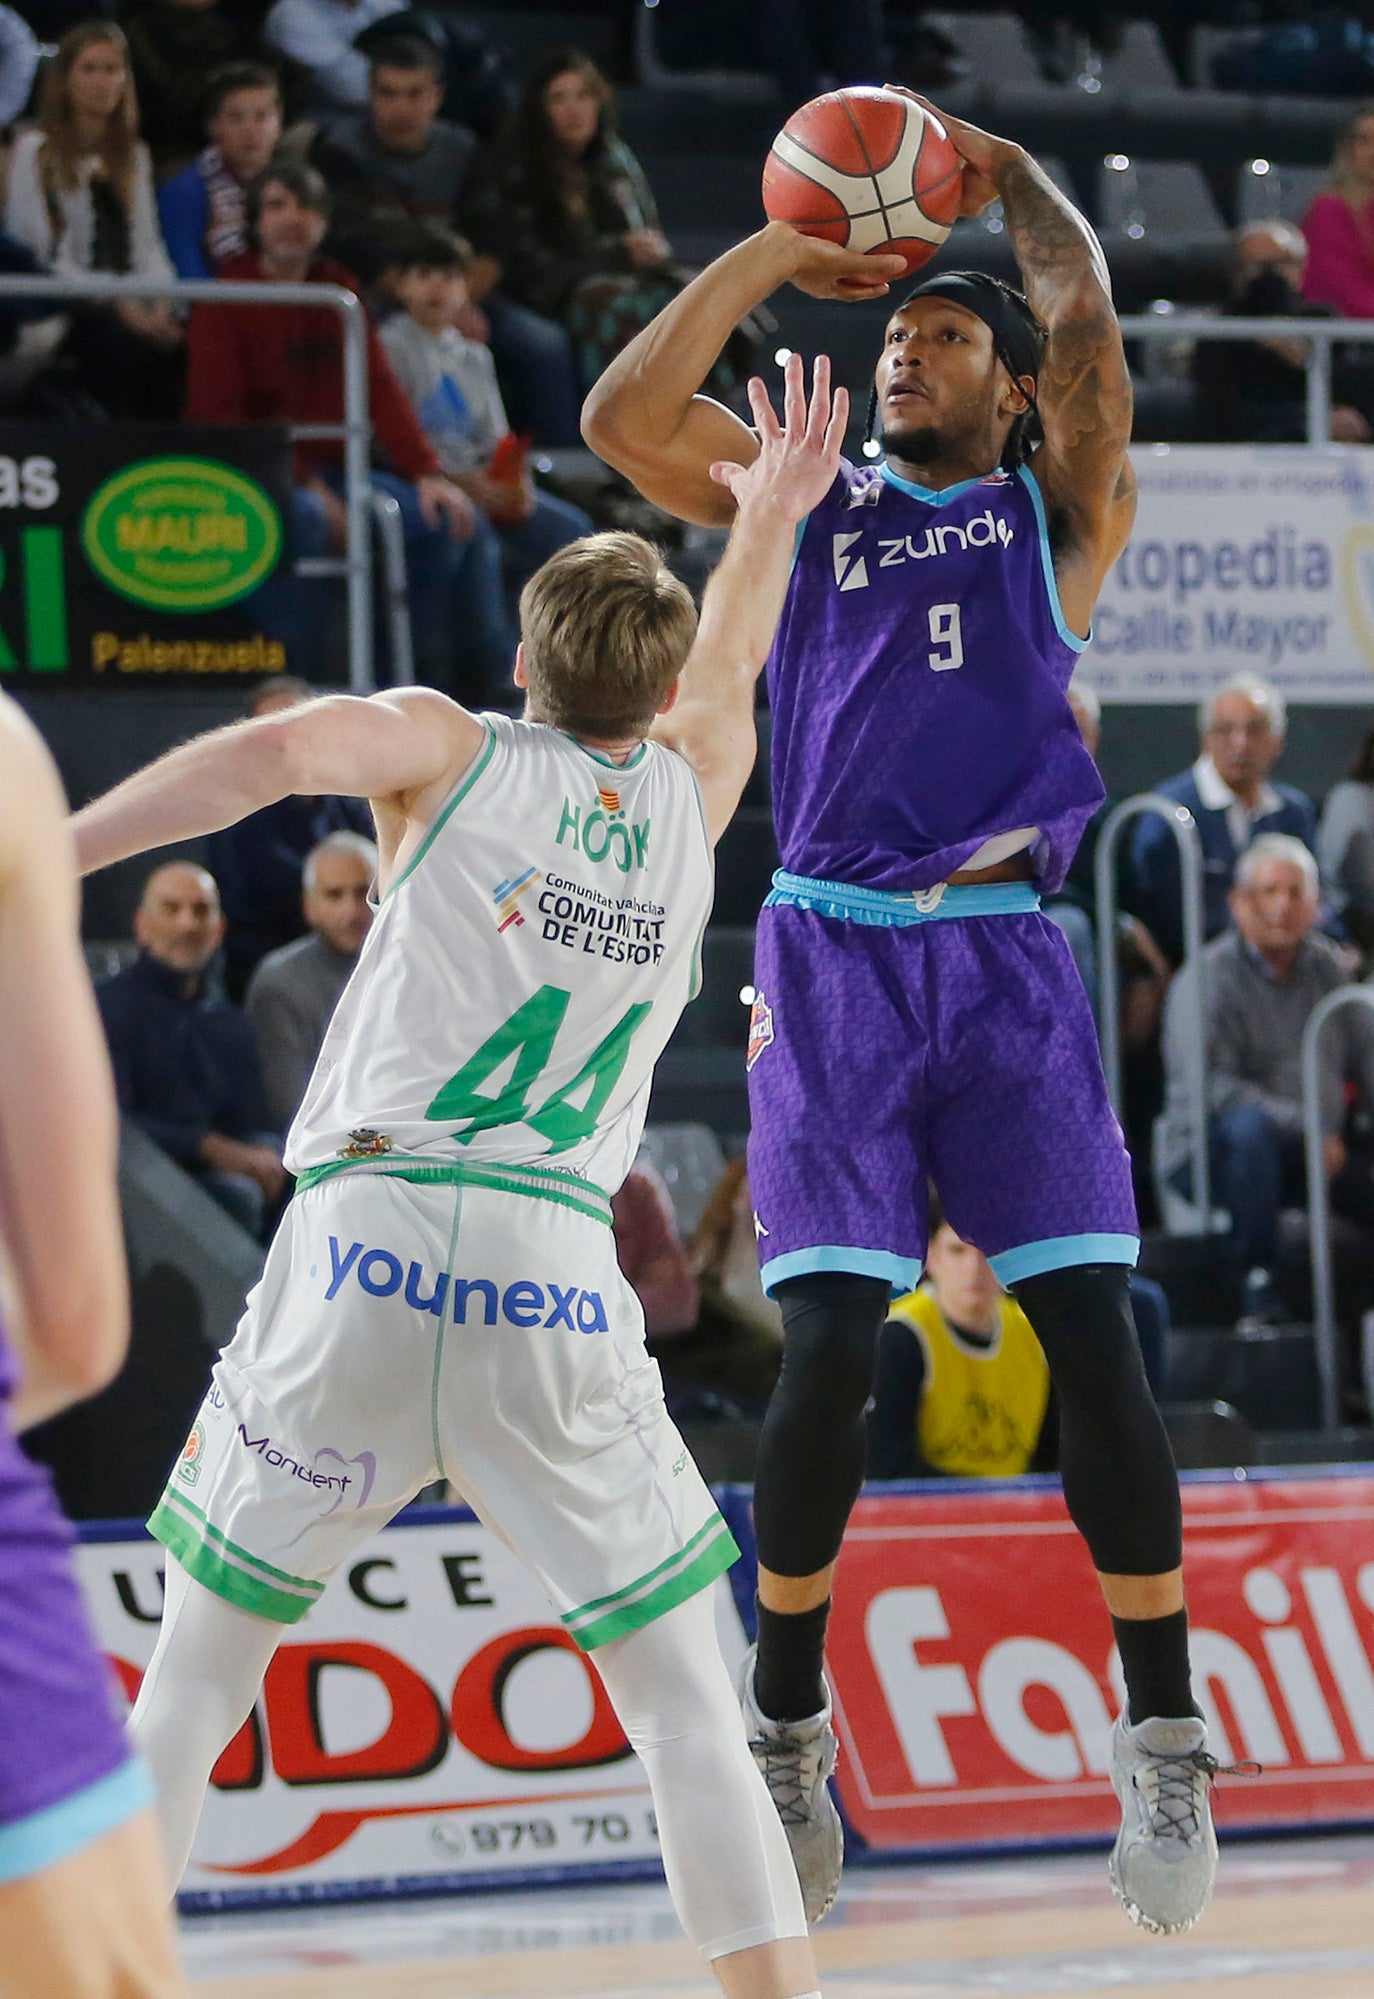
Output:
[868,1198,1054,1481]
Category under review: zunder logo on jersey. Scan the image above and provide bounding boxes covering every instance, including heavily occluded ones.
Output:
[492,866,540,932]
[832,531,869,592]
[832,509,1015,594]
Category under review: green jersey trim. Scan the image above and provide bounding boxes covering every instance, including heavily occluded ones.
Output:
[382,718,498,903]
[294,1151,614,1227]
[561,732,649,771]
[561,1514,740,1650]
[150,1490,323,1624]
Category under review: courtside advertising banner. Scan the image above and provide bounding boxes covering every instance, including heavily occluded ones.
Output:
[1081,444,1374,704]
[78,1506,749,1907]
[79,1472,1374,1905]
[829,1470,1374,1852]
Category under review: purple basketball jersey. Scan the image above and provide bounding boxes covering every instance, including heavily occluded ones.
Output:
[0,1314,145,1859]
[767,458,1104,894]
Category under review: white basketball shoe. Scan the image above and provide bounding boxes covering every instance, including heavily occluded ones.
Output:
[1108,1712,1221,1934]
[738,1643,844,1924]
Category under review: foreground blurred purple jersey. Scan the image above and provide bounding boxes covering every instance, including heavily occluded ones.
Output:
[766,458,1103,894]
[0,1315,149,1876]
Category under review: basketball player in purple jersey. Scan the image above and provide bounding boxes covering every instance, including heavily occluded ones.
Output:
[0,693,186,1994]
[585,97,1223,1937]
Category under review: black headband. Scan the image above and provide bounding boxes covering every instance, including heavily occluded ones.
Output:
[898,270,1045,391]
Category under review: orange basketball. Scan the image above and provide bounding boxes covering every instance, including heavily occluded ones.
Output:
[761,86,963,277]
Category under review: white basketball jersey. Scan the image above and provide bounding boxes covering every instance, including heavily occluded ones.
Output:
[286,713,713,1196]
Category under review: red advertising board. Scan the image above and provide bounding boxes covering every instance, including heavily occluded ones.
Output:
[829,1470,1374,1853]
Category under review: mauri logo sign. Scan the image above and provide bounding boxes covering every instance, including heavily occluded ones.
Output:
[82,457,282,611]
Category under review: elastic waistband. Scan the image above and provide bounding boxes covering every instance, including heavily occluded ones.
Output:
[766,869,1041,927]
[293,1153,613,1227]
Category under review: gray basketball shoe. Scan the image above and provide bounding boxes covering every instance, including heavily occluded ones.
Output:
[738,1643,844,1924]
[1108,1712,1219,1935]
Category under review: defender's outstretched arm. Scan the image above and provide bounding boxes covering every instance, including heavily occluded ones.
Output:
[582,227,901,528]
[652,352,847,842]
[71,688,484,877]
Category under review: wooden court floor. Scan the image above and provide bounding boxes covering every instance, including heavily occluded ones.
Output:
[184,1836,1374,1997]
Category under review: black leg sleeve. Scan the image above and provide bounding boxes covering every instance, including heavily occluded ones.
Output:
[1011,1264,1183,1578]
[752,1272,892,1578]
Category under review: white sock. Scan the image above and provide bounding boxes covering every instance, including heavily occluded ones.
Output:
[129,1556,286,1886]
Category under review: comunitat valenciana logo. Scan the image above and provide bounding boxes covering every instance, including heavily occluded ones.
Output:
[81,457,282,611]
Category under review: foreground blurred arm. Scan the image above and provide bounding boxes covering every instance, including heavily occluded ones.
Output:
[0,698,129,1431]
[651,351,847,842]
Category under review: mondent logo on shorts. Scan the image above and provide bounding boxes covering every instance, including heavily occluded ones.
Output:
[556,784,650,875]
[832,511,1014,593]
[325,1237,611,1334]
[233,1426,377,1513]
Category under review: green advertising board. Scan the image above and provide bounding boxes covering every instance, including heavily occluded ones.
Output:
[0,425,294,683]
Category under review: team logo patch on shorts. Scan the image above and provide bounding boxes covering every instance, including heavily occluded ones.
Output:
[746,988,775,1071]
[177,1422,206,1487]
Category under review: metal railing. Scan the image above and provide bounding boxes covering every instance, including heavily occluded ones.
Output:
[1095,792,1211,1224]
[1117,313,1374,447]
[1302,984,1374,1432]
[0,273,377,688]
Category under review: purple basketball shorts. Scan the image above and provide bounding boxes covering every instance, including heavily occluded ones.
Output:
[0,1422,151,1882]
[745,884,1139,1296]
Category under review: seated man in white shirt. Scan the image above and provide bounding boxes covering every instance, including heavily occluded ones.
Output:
[245,830,376,1131]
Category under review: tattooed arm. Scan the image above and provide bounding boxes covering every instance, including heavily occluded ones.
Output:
[898,96,1136,636]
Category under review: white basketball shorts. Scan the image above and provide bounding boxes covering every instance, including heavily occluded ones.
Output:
[150,1162,738,1648]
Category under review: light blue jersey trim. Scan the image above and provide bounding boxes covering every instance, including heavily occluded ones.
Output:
[990,1232,1140,1286]
[0,1759,154,1885]
[1017,464,1091,653]
[791,518,808,572]
[760,1244,921,1298]
[767,868,1040,927]
[879,462,989,508]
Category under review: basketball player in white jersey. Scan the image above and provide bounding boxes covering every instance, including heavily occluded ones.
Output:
[70,355,850,1999]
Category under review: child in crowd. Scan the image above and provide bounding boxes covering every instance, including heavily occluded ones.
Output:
[379,223,592,589]
[158,61,284,280]
[867,1198,1055,1481]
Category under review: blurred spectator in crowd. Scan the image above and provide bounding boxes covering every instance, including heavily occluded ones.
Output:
[246,829,375,1129]
[121,0,268,174]
[1194,221,1373,444]
[4,23,183,419]
[1158,836,1374,1326]
[185,162,516,692]
[495,48,752,397]
[1130,674,1316,963]
[757,0,887,112]
[264,0,404,114]
[159,63,283,280]
[0,5,39,128]
[97,862,285,1238]
[314,34,581,444]
[1303,103,1374,320]
[612,1159,698,1341]
[208,676,374,995]
[380,227,592,591]
[867,1198,1053,1479]
[1319,726,1374,954]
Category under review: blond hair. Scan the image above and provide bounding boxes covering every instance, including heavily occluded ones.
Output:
[519,533,696,741]
[38,22,140,210]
